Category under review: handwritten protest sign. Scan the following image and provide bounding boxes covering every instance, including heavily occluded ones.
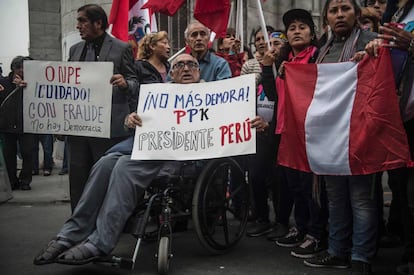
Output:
[131,74,256,160]
[23,60,113,138]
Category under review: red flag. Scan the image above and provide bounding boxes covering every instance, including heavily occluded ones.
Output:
[108,0,131,41]
[194,0,231,37]
[109,0,157,58]
[277,48,410,175]
[141,0,185,16]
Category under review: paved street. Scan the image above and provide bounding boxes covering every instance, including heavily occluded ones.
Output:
[0,168,403,275]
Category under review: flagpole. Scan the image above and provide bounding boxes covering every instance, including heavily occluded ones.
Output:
[255,0,276,77]
[168,47,186,62]
[238,0,244,53]
[228,1,234,28]
[255,0,270,48]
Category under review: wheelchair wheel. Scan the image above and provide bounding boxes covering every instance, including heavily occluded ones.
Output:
[157,236,170,275]
[192,157,250,254]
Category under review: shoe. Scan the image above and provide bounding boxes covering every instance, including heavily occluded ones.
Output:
[11,182,20,190]
[350,260,372,275]
[32,170,39,176]
[246,221,272,237]
[303,250,350,269]
[20,183,31,190]
[267,223,289,241]
[56,242,105,265]
[58,168,68,175]
[291,235,325,259]
[275,227,305,247]
[34,237,73,265]
[43,170,51,176]
[379,233,401,248]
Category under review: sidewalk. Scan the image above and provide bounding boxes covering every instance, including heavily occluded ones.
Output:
[6,158,70,205]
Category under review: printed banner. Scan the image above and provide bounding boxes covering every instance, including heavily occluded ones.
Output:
[23,60,113,138]
[131,74,256,160]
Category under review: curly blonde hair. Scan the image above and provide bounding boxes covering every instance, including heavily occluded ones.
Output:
[137,31,169,60]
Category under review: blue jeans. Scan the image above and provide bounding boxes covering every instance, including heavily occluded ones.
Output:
[283,166,328,240]
[325,174,378,263]
[33,134,54,171]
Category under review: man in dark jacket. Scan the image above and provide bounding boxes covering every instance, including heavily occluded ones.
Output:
[67,4,138,211]
[0,56,35,190]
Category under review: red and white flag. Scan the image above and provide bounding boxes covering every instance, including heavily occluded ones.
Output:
[194,0,231,37]
[141,0,185,16]
[278,48,410,175]
[109,0,157,58]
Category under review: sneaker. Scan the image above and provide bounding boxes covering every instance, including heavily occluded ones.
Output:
[43,170,51,176]
[304,251,350,269]
[267,223,289,241]
[350,260,372,275]
[379,233,402,248]
[20,183,32,191]
[11,182,21,190]
[396,262,414,275]
[275,227,305,247]
[58,168,68,175]
[246,221,272,237]
[291,235,325,259]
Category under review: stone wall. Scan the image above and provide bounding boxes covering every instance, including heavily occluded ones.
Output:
[28,0,61,61]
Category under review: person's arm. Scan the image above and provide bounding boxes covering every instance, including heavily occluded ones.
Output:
[112,45,138,94]
[214,58,232,80]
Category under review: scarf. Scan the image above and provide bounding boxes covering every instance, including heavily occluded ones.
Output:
[316,27,361,63]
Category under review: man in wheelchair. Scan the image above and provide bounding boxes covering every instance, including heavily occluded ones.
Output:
[33,54,202,266]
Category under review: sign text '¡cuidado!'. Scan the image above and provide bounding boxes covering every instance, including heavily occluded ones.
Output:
[28,64,104,123]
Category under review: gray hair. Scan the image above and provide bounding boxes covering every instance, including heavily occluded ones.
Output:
[184,21,211,39]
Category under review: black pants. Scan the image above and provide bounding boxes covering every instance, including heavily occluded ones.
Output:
[67,136,126,211]
[2,133,35,186]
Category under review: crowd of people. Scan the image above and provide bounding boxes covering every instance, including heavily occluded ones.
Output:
[0,0,413,274]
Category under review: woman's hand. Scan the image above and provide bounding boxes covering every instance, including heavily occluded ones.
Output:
[262,48,278,66]
[124,112,142,129]
[378,23,414,52]
[350,51,367,62]
[365,39,383,57]
[278,61,286,78]
[250,116,269,132]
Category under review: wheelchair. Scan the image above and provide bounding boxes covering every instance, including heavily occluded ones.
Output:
[103,156,251,274]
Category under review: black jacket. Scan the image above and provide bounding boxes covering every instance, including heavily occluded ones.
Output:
[0,74,23,133]
[132,59,170,112]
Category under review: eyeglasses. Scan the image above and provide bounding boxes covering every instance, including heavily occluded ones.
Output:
[173,61,199,70]
[366,0,387,5]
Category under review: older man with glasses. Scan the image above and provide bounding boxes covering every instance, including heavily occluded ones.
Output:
[33,54,201,266]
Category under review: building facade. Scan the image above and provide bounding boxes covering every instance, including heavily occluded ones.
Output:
[28,0,325,62]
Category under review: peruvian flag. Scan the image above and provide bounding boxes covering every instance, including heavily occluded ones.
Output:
[278,48,410,175]
[109,0,157,57]
[194,0,231,37]
[141,0,185,16]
